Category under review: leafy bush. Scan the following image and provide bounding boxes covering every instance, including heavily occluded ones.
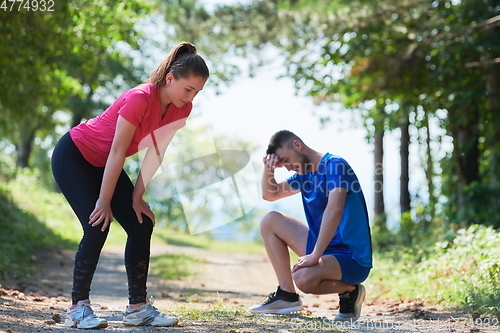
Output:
[423,225,500,313]
[368,224,500,314]
[460,181,500,228]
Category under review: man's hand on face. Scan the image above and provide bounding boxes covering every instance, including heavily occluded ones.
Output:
[263,153,281,171]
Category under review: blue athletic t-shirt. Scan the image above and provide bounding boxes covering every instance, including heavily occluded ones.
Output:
[287,153,372,268]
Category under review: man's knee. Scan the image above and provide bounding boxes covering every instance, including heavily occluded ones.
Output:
[260,210,282,234]
[292,268,315,294]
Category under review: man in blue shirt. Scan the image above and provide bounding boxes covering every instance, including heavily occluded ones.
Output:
[249,130,372,322]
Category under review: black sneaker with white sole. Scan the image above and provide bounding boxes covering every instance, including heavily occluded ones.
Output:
[334,284,366,322]
[249,286,303,314]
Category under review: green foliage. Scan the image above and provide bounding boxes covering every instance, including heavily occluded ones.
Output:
[0,0,153,167]
[5,170,83,241]
[0,140,17,180]
[418,225,500,313]
[160,0,244,89]
[450,181,500,228]
[368,225,500,314]
[371,203,457,256]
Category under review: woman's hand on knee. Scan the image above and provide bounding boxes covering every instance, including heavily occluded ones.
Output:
[132,197,156,226]
[89,198,114,232]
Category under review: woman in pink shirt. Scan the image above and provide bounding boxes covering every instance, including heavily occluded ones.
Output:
[51,42,209,329]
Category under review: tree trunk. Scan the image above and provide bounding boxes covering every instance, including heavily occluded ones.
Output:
[399,117,410,214]
[70,89,95,128]
[452,108,480,227]
[71,110,85,129]
[424,112,436,221]
[15,124,37,168]
[373,129,387,230]
[485,50,500,182]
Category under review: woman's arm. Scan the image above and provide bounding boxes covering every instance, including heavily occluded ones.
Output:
[89,115,136,231]
[132,129,177,225]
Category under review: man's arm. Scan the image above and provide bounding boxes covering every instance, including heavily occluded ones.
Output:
[311,187,347,258]
[292,186,347,271]
[261,153,299,201]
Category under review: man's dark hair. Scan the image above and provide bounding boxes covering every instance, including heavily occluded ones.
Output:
[266,130,303,154]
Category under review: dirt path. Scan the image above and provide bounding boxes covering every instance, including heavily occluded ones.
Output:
[1,245,498,333]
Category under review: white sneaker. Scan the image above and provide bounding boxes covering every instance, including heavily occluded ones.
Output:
[123,298,178,327]
[65,300,108,329]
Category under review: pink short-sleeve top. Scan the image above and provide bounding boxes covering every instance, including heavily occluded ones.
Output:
[70,83,191,167]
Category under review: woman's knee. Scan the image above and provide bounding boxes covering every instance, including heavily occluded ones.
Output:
[128,220,153,241]
[118,212,154,236]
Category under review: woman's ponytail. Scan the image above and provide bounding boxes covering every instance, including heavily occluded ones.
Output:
[146,42,209,87]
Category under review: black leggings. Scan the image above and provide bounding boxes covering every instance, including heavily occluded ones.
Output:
[51,132,153,305]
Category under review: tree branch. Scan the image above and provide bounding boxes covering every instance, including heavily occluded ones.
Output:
[476,15,500,30]
[465,57,500,68]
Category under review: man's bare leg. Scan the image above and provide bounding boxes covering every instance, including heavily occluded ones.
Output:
[259,211,308,294]
[249,211,308,314]
[292,254,365,322]
[292,255,354,294]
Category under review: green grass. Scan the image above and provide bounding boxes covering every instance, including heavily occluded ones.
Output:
[3,171,130,246]
[172,301,340,332]
[150,253,203,280]
[0,177,76,279]
[174,299,248,321]
[151,228,265,255]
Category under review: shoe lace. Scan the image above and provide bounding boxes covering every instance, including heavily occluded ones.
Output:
[146,296,155,307]
[338,293,353,313]
[262,291,279,305]
[140,296,165,325]
[74,302,101,323]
